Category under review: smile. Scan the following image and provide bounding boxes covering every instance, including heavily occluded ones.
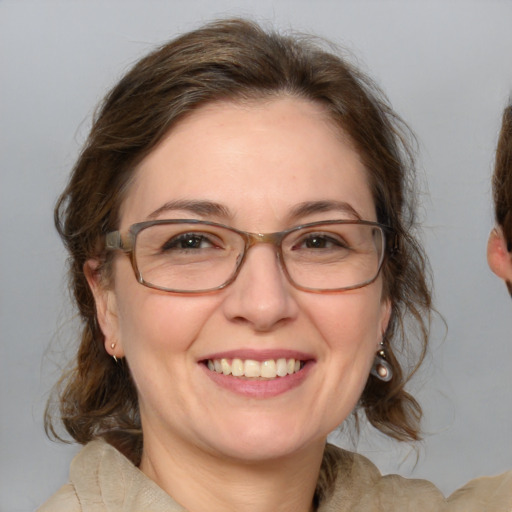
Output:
[206,358,304,379]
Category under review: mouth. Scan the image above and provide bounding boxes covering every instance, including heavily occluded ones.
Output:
[204,358,305,379]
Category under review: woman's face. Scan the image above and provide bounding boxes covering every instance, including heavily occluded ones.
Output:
[92,97,390,462]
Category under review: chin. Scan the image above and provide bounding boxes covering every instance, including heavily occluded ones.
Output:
[213,439,306,463]
[202,417,321,463]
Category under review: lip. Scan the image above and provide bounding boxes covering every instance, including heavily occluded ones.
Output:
[200,349,314,362]
[199,349,315,399]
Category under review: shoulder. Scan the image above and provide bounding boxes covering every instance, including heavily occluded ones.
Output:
[319,444,445,512]
[37,441,109,512]
[38,483,81,512]
[446,470,512,511]
[321,445,512,512]
[38,439,184,512]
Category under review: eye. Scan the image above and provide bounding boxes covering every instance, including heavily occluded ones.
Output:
[162,232,220,251]
[294,232,349,251]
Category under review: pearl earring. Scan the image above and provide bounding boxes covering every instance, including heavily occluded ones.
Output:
[370,343,393,382]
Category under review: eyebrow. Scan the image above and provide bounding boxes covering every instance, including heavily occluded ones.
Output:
[146,199,362,223]
[147,199,232,220]
[288,200,362,222]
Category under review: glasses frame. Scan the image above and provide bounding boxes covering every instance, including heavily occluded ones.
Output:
[105,219,392,294]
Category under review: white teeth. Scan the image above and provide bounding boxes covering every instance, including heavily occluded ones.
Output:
[261,360,277,378]
[276,358,288,377]
[221,358,231,375]
[244,359,261,378]
[231,358,244,376]
[207,358,303,379]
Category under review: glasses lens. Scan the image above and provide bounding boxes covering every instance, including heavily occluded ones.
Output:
[135,223,244,292]
[132,221,385,293]
[282,223,385,290]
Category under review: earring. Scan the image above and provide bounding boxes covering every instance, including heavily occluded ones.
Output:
[371,343,393,382]
[110,342,118,363]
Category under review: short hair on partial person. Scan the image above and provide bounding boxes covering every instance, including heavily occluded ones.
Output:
[46,18,432,462]
[493,104,512,250]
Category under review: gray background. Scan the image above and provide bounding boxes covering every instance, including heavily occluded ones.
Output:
[1,1,511,510]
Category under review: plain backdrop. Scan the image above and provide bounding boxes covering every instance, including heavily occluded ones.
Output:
[1,1,511,511]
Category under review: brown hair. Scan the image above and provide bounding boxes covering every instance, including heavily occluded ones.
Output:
[493,104,512,250]
[46,18,432,461]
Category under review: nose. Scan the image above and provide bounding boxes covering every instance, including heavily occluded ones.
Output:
[221,244,299,332]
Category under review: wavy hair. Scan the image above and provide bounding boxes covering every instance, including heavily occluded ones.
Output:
[493,104,512,249]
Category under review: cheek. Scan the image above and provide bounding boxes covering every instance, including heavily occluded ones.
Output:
[304,288,386,396]
[113,265,221,359]
[299,289,386,430]
[308,291,384,349]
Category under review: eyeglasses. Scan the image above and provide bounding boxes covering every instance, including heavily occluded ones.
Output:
[105,219,390,293]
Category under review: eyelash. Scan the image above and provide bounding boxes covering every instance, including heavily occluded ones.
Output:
[293,232,350,250]
[162,233,217,251]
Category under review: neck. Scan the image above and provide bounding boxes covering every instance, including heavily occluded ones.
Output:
[139,432,325,512]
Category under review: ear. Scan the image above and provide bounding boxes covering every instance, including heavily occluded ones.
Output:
[84,259,125,358]
[487,228,512,283]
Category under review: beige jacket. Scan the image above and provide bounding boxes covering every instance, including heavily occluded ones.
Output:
[39,440,512,511]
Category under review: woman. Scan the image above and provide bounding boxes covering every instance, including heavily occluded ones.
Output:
[40,18,510,511]
[488,103,512,295]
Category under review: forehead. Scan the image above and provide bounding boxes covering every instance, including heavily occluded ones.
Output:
[120,97,375,228]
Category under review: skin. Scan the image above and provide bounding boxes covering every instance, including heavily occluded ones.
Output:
[86,97,391,512]
[487,227,512,295]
